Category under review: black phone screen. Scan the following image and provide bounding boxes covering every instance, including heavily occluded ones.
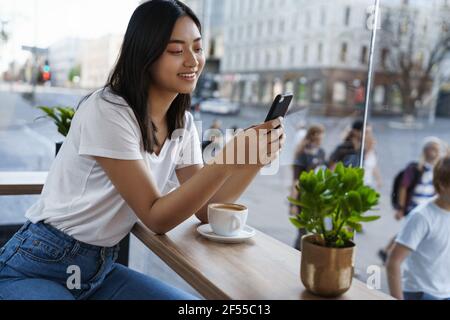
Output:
[264,94,293,123]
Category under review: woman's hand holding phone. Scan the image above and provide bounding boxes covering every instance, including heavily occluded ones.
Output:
[209,117,285,169]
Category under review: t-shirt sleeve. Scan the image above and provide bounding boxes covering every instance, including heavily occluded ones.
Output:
[175,112,203,169]
[78,98,143,160]
[395,210,429,251]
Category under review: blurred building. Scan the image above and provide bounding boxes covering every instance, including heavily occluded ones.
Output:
[373,0,450,117]
[220,0,450,116]
[220,0,374,115]
[48,38,84,87]
[182,0,224,60]
[79,34,123,89]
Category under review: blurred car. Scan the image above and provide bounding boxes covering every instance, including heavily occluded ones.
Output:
[199,98,240,115]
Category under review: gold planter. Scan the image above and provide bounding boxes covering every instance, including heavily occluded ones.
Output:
[300,234,355,298]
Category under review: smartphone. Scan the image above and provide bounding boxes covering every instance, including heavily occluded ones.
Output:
[264,93,293,123]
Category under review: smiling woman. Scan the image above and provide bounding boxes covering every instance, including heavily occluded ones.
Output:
[0,0,286,300]
[106,2,205,154]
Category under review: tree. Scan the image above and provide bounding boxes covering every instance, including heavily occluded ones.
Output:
[379,1,450,116]
[68,65,81,83]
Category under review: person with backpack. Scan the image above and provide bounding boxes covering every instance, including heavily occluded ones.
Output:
[386,156,450,300]
[378,137,444,264]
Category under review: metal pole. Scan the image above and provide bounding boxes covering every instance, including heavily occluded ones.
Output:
[31,0,38,100]
[359,0,381,169]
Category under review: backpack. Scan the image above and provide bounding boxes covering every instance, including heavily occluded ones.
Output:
[391,162,422,211]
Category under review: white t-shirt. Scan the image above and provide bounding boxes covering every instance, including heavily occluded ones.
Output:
[25,89,203,247]
[396,200,450,298]
[410,163,435,207]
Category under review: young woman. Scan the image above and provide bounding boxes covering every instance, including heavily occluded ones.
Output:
[289,124,326,250]
[0,0,285,300]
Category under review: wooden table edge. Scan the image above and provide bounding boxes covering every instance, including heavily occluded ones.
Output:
[132,221,230,300]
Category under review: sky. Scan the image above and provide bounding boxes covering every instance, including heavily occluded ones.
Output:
[0,0,140,71]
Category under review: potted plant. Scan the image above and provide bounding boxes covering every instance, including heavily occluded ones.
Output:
[37,106,75,156]
[288,163,380,297]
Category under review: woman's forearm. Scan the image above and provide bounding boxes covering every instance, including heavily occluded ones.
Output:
[386,261,404,300]
[399,187,407,210]
[146,164,233,234]
[194,165,261,222]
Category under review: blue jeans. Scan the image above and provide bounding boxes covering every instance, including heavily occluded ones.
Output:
[0,221,200,300]
[404,292,450,300]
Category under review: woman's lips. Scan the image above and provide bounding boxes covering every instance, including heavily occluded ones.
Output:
[177,72,197,81]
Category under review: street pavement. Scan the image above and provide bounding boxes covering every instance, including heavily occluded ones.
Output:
[1,85,450,297]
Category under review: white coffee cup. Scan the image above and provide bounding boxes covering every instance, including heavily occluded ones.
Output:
[208,203,248,237]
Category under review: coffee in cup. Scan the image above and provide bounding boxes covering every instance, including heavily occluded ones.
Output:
[208,203,248,237]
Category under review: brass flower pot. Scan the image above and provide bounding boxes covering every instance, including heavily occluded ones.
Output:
[300,234,355,298]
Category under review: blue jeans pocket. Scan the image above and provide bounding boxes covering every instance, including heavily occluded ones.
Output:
[17,234,68,263]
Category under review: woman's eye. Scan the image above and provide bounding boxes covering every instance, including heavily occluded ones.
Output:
[168,50,183,55]
[195,48,204,53]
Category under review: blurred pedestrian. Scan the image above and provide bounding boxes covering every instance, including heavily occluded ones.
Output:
[378,137,444,263]
[290,124,326,250]
[363,125,382,190]
[328,119,364,170]
[386,156,450,300]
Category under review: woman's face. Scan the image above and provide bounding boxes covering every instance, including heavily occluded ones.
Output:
[312,132,324,146]
[424,142,441,163]
[150,16,205,94]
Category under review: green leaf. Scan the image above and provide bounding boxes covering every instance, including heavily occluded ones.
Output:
[367,190,380,205]
[37,106,59,122]
[347,191,362,212]
[299,172,312,192]
[356,215,380,222]
[346,220,363,233]
[287,197,307,208]
[317,168,327,182]
[335,162,345,176]
[314,182,327,194]
[342,170,358,190]
[340,227,354,239]
[335,238,345,247]
[36,105,75,137]
[289,217,305,229]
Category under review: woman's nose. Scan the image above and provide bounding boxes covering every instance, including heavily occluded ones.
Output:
[184,51,199,68]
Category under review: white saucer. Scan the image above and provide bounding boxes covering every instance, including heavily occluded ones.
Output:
[197,224,256,243]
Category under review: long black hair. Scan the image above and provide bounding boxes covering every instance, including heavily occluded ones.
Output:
[102,0,201,153]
